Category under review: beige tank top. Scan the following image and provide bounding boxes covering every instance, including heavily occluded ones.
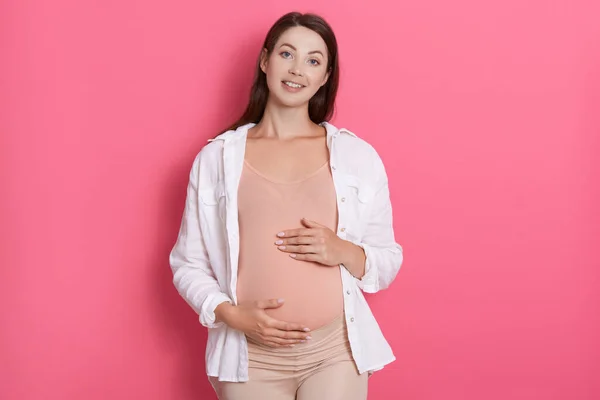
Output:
[236,158,343,330]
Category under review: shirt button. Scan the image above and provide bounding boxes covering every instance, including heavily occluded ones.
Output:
[340,228,346,232]
[346,290,351,295]
[331,165,336,170]
[350,317,355,322]
[341,197,346,202]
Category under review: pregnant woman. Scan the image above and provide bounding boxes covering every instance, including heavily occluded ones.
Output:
[169,11,404,400]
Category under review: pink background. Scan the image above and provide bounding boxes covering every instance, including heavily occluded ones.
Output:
[1,0,599,399]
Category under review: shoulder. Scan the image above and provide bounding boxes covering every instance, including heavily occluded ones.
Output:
[198,138,224,162]
[186,131,230,187]
[334,127,387,176]
[195,123,254,164]
[191,121,244,168]
[330,126,390,195]
[187,140,222,177]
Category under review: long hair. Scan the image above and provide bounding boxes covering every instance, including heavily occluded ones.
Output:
[225,12,340,132]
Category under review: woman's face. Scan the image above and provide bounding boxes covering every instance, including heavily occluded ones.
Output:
[261,26,330,109]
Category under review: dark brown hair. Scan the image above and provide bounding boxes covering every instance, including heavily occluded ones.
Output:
[226,12,340,131]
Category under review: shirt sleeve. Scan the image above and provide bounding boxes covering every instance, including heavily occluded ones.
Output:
[350,154,404,293]
[169,152,232,328]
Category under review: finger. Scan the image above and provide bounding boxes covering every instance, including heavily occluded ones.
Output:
[290,253,322,263]
[269,319,311,333]
[275,236,317,245]
[265,328,311,340]
[261,340,283,348]
[257,298,285,309]
[278,244,317,254]
[257,334,302,347]
[265,335,306,345]
[277,228,313,238]
[301,217,325,228]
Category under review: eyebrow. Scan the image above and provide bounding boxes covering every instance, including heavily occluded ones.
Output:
[279,43,324,57]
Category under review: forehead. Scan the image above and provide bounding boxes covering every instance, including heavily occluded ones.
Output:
[275,26,328,54]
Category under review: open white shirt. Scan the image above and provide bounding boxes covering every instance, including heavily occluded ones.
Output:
[169,122,403,382]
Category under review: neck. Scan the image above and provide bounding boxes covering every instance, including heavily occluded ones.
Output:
[250,98,321,140]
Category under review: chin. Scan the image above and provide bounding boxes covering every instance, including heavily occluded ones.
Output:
[280,98,311,108]
[269,93,310,109]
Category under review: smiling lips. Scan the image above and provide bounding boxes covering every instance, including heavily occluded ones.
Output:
[282,80,305,91]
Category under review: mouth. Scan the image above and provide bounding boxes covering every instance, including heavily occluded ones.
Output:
[282,80,305,89]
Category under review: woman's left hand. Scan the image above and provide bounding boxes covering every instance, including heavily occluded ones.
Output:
[274,218,351,266]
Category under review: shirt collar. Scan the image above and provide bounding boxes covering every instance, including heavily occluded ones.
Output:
[208,121,355,143]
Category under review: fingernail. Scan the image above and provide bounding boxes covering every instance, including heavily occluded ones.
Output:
[278,246,286,250]
[277,232,285,237]
[306,336,312,340]
[303,328,311,332]
[275,240,283,245]
[290,254,296,258]
[289,344,295,347]
[277,298,284,303]
[300,340,306,343]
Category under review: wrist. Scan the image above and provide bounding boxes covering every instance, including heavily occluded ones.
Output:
[338,239,358,263]
[342,241,366,278]
[214,301,235,325]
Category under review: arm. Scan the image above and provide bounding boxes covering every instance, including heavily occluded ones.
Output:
[169,152,232,328]
[347,157,404,293]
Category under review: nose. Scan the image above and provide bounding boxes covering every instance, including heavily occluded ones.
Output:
[289,61,303,77]
[289,68,302,76]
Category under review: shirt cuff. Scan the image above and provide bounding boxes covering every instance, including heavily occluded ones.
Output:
[200,292,233,329]
[349,241,379,293]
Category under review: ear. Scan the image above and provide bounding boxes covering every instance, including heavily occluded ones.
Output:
[259,48,268,74]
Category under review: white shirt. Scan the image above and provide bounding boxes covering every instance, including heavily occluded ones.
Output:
[169,121,404,382]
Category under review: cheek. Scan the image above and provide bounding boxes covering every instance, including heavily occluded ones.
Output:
[266,56,285,74]
[265,61,285,86]
[266,74,284,95]
[307,68,328,86]
[302,70,327,99]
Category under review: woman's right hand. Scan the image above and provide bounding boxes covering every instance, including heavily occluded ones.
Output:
[215,298,312,348]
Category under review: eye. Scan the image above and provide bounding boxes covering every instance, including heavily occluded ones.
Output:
[308,59,321,66]
[280,51,292,59]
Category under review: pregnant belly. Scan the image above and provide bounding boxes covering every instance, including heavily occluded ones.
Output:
[236,249,344,330]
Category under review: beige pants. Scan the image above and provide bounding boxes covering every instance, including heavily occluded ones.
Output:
[209,313,368,400]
